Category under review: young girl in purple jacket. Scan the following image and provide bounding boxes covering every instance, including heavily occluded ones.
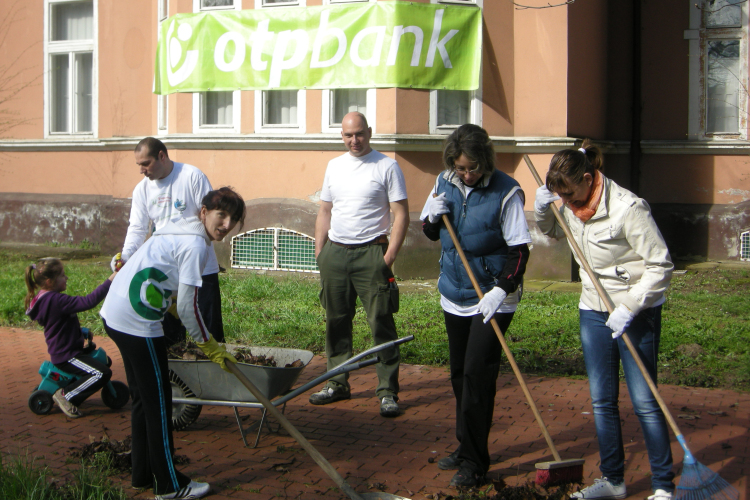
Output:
[25,258,117,418]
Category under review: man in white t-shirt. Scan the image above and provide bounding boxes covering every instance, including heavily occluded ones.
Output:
[112,137,226,344]
[309,112,410,418]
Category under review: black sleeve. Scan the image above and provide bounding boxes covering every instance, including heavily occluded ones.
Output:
[422,217,441,241]
[496,243,530,294]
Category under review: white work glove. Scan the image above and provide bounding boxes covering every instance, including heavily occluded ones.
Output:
[534,185,560,213]
[110,253,127,272]
[477,287,507,324]
[606,304,636,339]
[427,192,450,223]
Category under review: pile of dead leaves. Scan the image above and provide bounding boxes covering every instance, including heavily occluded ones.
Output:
[423,480,575,500]
[167,341,304,368]
[68,433,190,473]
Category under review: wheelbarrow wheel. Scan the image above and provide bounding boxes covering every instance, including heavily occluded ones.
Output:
[170,369,201,431]
[101,380,130,409]
[29,389,54,415]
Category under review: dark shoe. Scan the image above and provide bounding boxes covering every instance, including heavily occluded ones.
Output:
[379,395,399,417]
[438,450,461,470]
[155,480,210,499]
[450,466,485,488]
[309,385,351,405]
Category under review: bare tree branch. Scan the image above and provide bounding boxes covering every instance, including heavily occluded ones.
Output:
[695,0,747,14]
[512,0,575,10]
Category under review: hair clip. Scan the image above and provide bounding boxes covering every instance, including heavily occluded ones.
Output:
[578,147,587,154]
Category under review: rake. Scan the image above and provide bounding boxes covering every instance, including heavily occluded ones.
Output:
[523,154,739,500]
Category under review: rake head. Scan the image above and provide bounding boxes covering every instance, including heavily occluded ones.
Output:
[674,461,739,500]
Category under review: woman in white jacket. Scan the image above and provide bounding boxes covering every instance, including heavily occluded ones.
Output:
[534,140,674,500]
[100,187,245,500]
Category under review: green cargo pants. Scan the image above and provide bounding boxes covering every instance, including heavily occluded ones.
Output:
[317,239,400,399]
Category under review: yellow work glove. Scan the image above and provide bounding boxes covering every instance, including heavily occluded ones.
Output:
[196,337,237,373]
[166,301,179,319]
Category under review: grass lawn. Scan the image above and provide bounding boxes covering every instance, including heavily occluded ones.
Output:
[2,249,748,391]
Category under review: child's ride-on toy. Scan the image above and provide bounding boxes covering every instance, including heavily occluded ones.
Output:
[28,328,130,415]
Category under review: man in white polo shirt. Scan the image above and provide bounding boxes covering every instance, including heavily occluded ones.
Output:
[309,112,410,418]
[112,137,225,344]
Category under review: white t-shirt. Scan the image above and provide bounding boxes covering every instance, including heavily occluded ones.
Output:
[122,162,219,275]
[420,185,532,316]
[101,229,208,337]
[321,150,408,244]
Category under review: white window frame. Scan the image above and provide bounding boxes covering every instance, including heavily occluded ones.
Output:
[428,0,482,134]
[254,90,306,134]
[192,0,241,134]
[687,0,748,140]
[255,0,306,7]
[157,0,169,134]
[323,0,374,4]
[43,0,98,139]
[321,89,376,134]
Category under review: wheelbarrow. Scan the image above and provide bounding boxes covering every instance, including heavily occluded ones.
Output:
[169,336,414,448]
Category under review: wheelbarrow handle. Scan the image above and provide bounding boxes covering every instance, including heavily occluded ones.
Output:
[331,335,415,370]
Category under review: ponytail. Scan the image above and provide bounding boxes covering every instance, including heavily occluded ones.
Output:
[546,138,604,192]
[24,258,64,310]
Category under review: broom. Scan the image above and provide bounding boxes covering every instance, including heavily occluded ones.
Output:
[523,154,739,500]
[438,203,584,487]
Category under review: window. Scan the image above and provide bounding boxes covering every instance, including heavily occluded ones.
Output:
[158,0,168,20]
[157,0,169,133]
[45,0,96,136]
[429,0,482,133]
[323,0,374,4]
[322,89,376,133]
[192,0,240,133]
[687,0,748,139]
[255,0,306,7]
[232,228,319,273]
[741,230,750,261]
[255,90,306,133]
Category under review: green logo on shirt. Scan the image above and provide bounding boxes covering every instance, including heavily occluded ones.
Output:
[128,268,173,320]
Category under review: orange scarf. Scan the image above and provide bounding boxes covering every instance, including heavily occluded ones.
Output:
[570,171,603,222]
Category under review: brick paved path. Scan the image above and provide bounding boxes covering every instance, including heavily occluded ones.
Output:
[1,327,746,500]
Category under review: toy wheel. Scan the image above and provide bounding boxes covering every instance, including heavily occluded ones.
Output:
[170,369,201,431]
[101,381,130,409]
[29,390,54,415]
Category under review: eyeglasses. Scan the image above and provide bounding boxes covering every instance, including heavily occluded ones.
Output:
[454,163,480,174]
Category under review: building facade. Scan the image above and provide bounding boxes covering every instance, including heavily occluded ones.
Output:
[1,0,749,279]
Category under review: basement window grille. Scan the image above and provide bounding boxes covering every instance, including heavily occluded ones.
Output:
[231,228,319,273]
[741,230,750,261]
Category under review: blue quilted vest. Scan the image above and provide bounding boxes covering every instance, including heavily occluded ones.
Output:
[437,169,521,306]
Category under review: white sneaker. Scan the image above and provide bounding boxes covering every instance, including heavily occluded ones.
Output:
[648,489,673,500]
[154,480,210,499]
[571,477,627,500]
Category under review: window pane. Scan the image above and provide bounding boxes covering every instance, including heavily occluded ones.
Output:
[437,90,470,126]
[51,1,93,41]
[263,0,297,4]
[159,0,168,20]
[706,40,740,134]
[265,90,297,125]
[75,52,93,132]
[705,0,742,28]
[51,54,70,133]
[332,89,367,125]
[201,0,233,7]
[158,95,168,130]
[203,91,233,125]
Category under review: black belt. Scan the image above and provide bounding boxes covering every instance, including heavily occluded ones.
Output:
[330,235,388,249]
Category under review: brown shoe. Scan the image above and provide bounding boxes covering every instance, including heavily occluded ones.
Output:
[53,390,83,418]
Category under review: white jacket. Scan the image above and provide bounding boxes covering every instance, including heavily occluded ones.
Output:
[535,175,673,314]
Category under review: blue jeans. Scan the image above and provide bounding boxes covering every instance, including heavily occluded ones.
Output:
[579,306,675,492]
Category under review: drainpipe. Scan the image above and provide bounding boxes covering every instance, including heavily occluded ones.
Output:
[630,0,642,195]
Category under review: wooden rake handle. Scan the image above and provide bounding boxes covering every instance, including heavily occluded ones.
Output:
[522,153,684,440]
[226,362,365,500]
[438,206,563,463]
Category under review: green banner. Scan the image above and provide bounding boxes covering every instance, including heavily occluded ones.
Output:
[154,1,481,94]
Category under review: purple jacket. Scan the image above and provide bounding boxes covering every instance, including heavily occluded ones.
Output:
[26,280,111,364]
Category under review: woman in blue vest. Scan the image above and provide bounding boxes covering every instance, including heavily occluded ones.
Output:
[421,124,531,488]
